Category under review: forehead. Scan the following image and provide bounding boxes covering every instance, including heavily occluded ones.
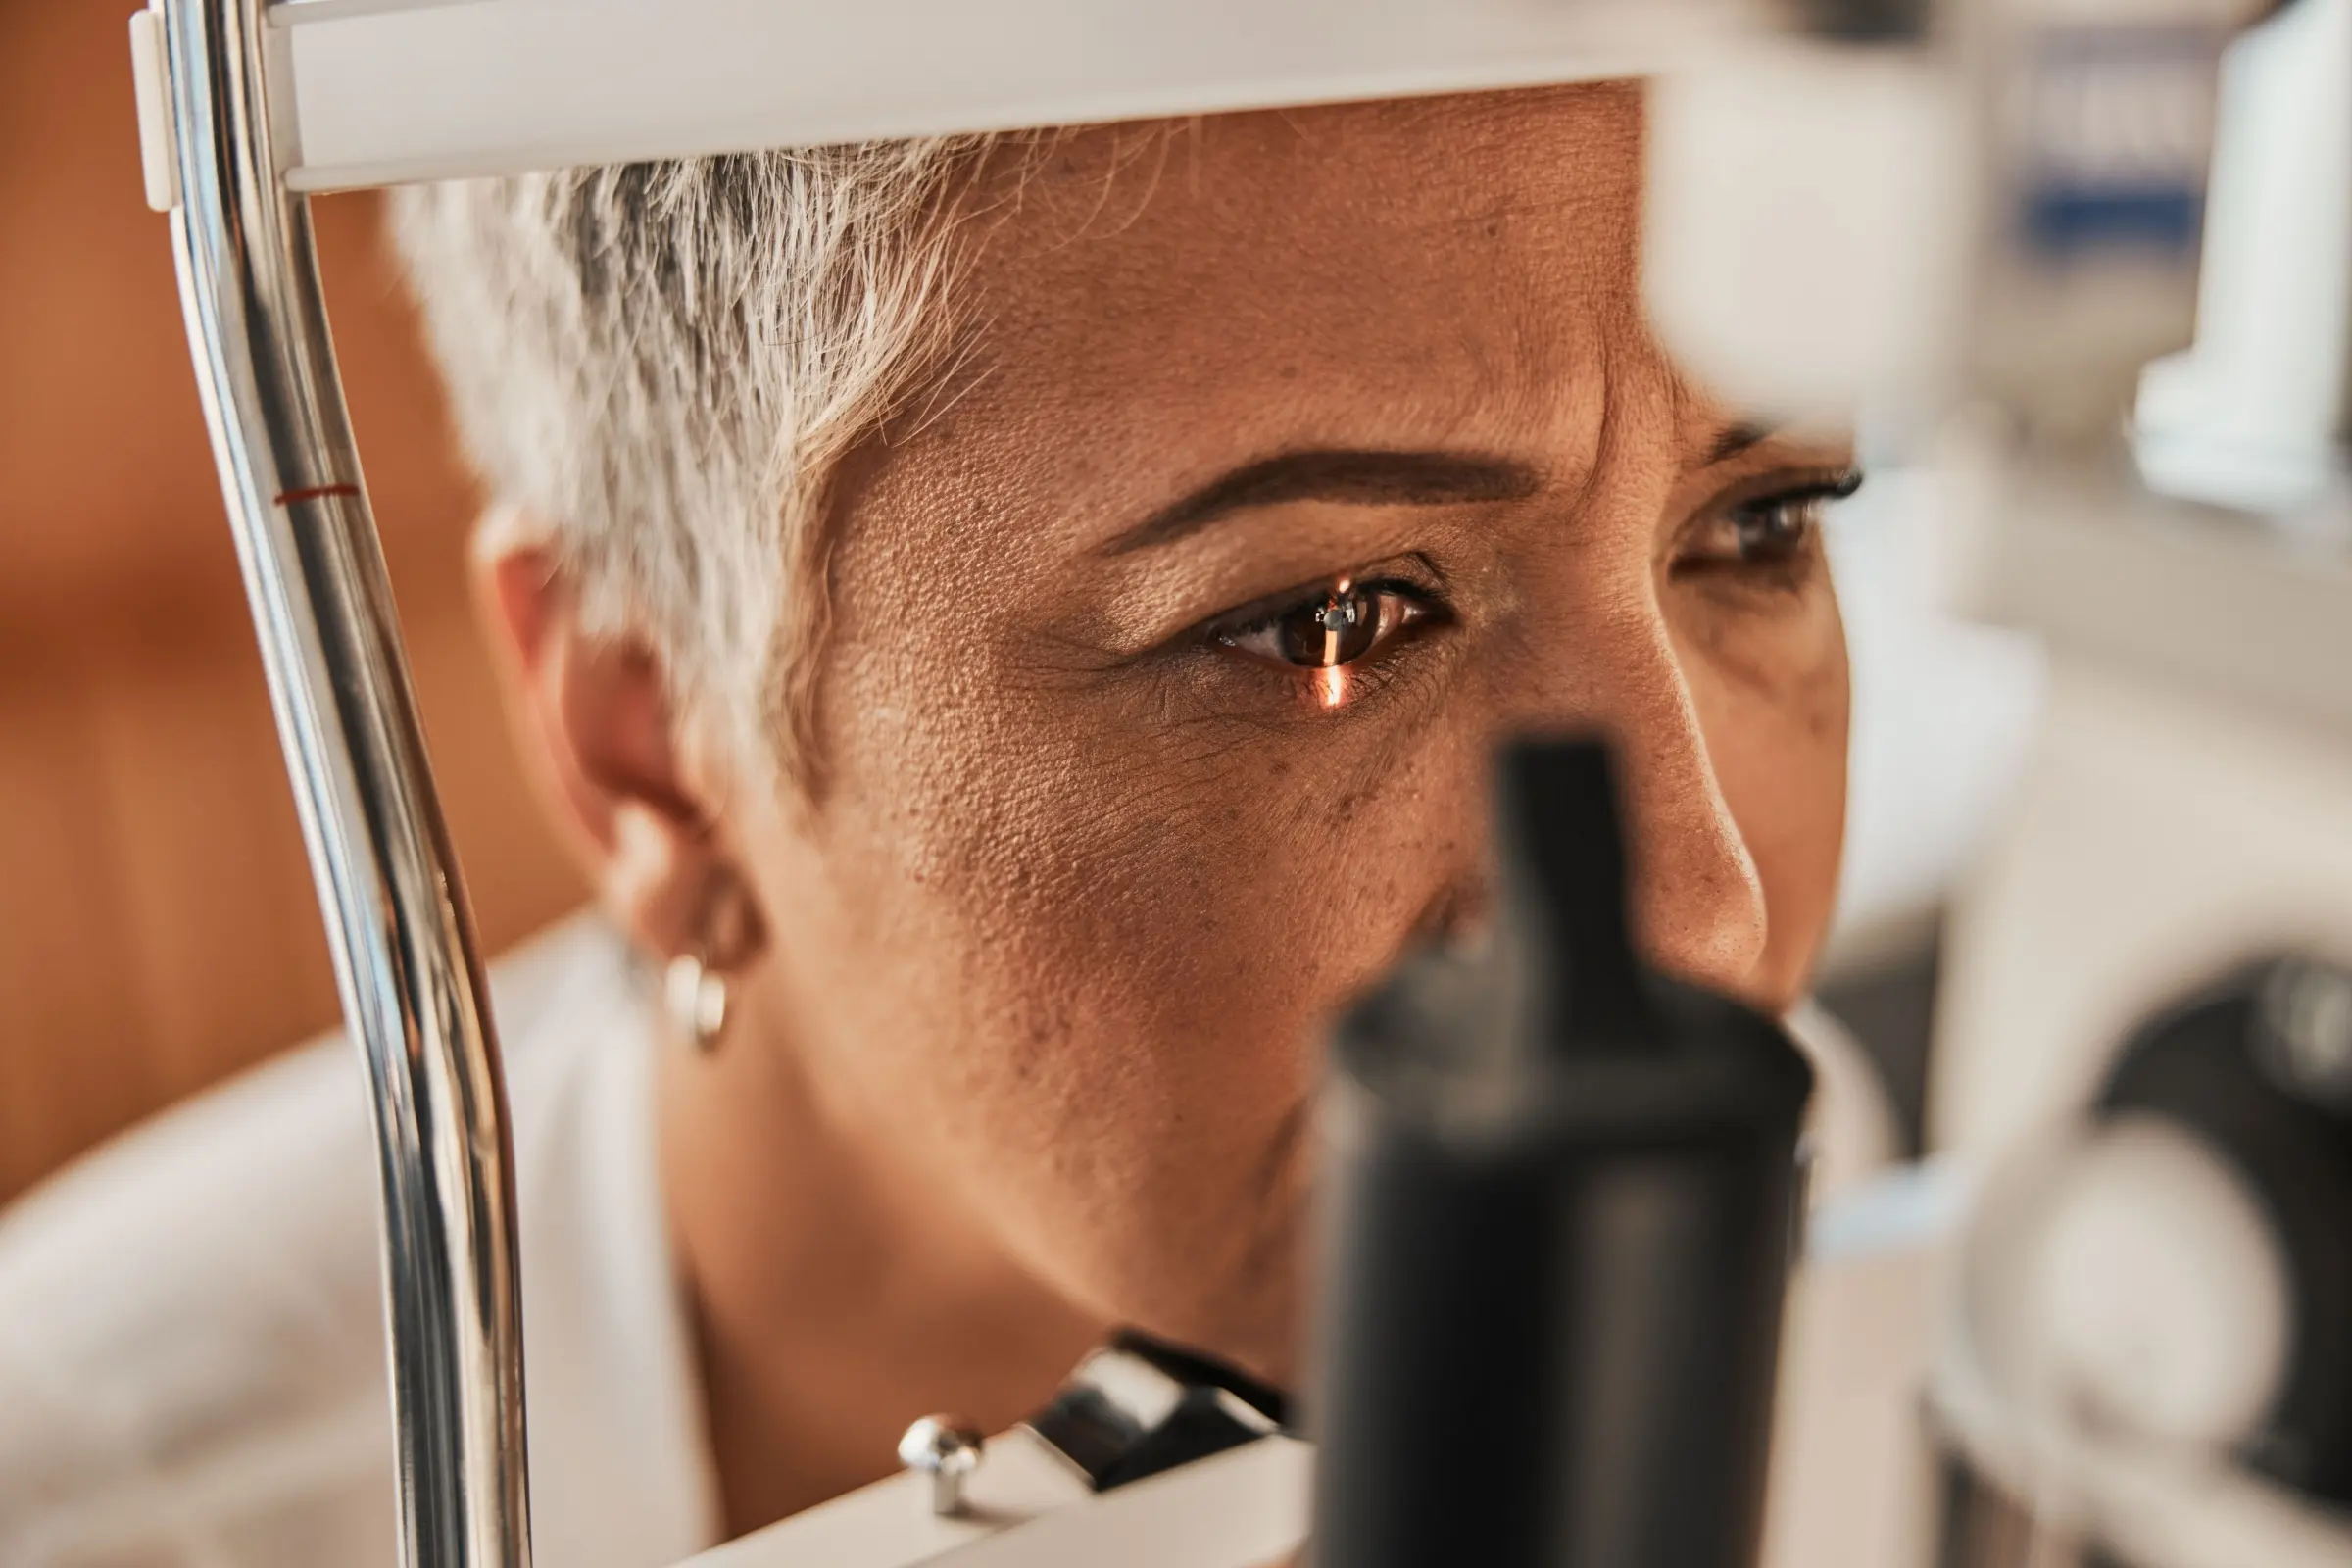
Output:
[851,84,1655,560]
[958,81,1644,404]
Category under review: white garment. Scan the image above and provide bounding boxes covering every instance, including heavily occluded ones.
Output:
[0,914,1900,1568]
[0,917,718,1568]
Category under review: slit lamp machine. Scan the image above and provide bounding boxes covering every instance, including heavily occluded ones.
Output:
[119,0,2352,1564]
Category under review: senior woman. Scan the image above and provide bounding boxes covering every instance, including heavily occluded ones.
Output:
[0,82,1855,1565]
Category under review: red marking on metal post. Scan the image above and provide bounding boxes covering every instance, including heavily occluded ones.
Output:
[273,482,362,506]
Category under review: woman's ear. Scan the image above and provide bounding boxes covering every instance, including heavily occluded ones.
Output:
[469,506,763,970]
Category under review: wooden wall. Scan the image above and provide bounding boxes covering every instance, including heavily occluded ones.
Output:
[0,0,587,1204]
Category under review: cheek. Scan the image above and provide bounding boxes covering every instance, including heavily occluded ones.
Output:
[940,686,1477,1102]
[800,637,1483,1329]
[1676,586,1851,1005]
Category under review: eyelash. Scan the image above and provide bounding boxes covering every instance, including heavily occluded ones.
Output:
[1672,470,1862,586]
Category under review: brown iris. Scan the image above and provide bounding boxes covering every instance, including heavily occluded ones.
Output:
[1274,582,1380,668]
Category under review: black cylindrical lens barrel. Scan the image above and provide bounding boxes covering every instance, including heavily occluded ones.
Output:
[1311,741,1812,1568]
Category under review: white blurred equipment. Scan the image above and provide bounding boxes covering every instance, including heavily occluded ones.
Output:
[2134,0,2352,514]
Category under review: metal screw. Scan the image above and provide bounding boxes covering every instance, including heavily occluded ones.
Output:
[898,1415,985,1517]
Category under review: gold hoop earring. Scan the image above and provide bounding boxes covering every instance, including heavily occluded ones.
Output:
[664,952,730,1054]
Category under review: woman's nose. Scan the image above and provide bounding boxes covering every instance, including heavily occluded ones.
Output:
[1502,613,1769,999]
[1610,683,1769,996]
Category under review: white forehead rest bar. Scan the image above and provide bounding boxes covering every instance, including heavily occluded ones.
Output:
[264,0,1748,193]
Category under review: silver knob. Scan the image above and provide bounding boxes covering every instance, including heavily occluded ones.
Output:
[898,1415,985,1517]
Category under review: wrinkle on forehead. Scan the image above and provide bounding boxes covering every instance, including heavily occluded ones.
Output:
[857,85,1654,520]
[955,82,1645,304]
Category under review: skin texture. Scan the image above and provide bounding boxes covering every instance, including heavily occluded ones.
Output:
[477,83,1850,1538]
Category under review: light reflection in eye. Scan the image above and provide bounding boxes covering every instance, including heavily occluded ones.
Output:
[1315,577,1354,709]
[1321,578,1352,664]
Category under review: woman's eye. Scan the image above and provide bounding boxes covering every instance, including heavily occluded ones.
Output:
[1214,578,1434,670]
[1729,501,1812,561]
[1678,471,1861,578]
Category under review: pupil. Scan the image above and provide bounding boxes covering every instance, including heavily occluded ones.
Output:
[1740,504,1802,552]
[1277,587,1378,668]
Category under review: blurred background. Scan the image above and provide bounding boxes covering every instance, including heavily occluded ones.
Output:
[0,0,584,1207]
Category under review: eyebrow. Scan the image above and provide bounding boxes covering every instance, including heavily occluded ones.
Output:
[1103,448,1543,556]
[1703,421,1780,466]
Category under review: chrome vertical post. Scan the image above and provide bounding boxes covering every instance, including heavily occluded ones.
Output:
[151,0,534,1561]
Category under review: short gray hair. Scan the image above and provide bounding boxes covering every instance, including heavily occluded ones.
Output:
[391,141,993,780]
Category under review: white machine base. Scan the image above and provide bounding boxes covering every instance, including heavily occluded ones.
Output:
[685,1433,1310,1568]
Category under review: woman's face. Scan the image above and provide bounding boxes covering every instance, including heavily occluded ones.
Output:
[723,83,1849,1381]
